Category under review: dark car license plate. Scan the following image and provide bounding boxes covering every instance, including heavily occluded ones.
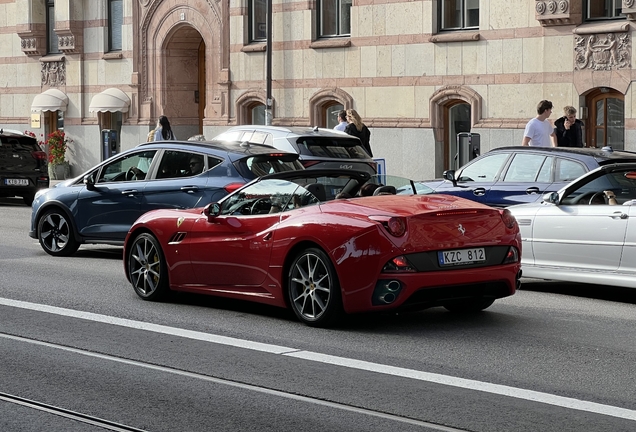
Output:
[438,248,486,266]
[4,179,29,186]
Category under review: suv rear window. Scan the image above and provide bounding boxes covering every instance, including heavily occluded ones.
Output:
[235,155,303,179]
[1,135,40,151]
[295,137,370,159]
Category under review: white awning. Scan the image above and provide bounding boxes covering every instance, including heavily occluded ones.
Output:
[89,88,131,113]
[31,89,69,112]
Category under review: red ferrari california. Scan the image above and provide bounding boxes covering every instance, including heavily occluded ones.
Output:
[123,170,522,327]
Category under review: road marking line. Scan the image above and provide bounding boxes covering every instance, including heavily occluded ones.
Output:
[2,297,635,421]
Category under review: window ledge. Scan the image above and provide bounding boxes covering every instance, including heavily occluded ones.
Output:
[430,31,480,43]
[573,21,631,34]
[241,43,266,52]
[40,54,65,62]
[102,52,123,60]
[310,38,351,49]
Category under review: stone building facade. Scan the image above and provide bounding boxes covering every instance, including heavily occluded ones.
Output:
[1,0,635,179]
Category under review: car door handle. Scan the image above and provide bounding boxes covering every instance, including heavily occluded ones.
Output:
[121,189,139,196]
[473,188,486,196]
[180,186,199,194]
[609,211,628,219]
[526,187,540,194]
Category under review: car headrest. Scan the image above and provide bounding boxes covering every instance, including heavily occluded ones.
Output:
[305,183,327,202]
[373,185,397,196]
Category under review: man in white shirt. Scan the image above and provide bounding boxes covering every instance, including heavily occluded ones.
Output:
[333,110,348,131]
[521,100,557,147]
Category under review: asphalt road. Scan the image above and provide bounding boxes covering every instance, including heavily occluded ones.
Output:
[2,196,636,431]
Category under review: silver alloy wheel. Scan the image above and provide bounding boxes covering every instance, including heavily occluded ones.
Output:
[129,234,163,298]
[38,210,79,256]
[289,251,332,321]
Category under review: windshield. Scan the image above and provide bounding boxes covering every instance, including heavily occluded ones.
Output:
[365,175,432,195]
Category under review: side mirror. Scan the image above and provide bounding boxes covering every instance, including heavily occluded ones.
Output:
[544,192,559,204]
[83,174,96,190]
[442,170,457,186]
[203,202,221,220]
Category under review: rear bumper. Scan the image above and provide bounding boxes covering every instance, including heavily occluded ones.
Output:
[341,263,521,313]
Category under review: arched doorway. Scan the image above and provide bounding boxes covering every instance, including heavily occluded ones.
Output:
[586,88,624,149]
[163,26,205,139]
[444,102,471,170]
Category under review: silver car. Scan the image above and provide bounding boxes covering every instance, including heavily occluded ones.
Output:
[508,163,636,289]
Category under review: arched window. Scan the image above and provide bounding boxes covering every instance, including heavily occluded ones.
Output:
[236,91,270,125]
[309,88,354,127]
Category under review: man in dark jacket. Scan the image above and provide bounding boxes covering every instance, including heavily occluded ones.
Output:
[553,105,584,147]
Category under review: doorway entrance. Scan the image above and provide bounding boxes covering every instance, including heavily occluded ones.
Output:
[163,26,206,139]
[586,88,624,149]
[444,102,471,170]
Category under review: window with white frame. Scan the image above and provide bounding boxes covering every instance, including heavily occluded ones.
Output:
[249,0,267,42]
[439,0,479,31]
[46,0,59,54]
[109,0,123,51]
[318,0,351,37]
[585,0,623,20]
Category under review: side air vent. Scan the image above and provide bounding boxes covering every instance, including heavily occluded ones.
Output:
[168,232,187,244]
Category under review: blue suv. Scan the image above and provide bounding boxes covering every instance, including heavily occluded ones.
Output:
[29,139,303,256]
[418,146,636,207]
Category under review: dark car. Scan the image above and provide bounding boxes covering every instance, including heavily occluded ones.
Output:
[29,139,303,256]
[0,129,49,205]
[212,125,377,175]
[418,146,636,207]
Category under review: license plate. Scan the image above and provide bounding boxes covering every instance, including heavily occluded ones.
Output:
[438,248,486,266]
[4,179,29,186]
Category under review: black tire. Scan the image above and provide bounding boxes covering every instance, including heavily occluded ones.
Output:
[37,209,80,256]
[127,233,170,301]
[288,247,343,327]
[444,298,495,313]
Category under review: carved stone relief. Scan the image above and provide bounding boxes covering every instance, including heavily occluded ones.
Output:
[41,61,66,86]
[18,30,46,56]
[623,0,636,20]
[574,33,631,70]
[536,0,574,26]
[58,35,77,54]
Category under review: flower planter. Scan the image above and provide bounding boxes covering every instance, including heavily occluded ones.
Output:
[49,162,70,180]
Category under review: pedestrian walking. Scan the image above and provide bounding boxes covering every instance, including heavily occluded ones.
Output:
[153,115,176,141]
[344,109,372,157]
[521,100,556,147]
[553,106,584,147]
[334,110,348,131]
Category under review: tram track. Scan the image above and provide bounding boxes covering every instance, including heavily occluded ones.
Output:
[0,391,147,432]
[0,332,468,431]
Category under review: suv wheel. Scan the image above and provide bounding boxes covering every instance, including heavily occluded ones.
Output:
[38,209,80,256]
